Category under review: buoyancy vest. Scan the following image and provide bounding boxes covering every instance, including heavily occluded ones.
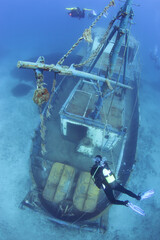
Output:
[102,168,116,184]
[91,163,116,188]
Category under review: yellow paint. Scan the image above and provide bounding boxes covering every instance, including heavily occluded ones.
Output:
[43,162,75,203]
[73,171,100,212]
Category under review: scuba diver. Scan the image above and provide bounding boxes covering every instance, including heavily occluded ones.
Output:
[91,155,154,215]
[66,7,97,19]
[150,45,160,70]
[66,7,85,19]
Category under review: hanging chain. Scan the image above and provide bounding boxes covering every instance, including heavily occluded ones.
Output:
[46,74,57,118]
[88,0,115,30]
[73,16,117,68]
[56,0,115,66]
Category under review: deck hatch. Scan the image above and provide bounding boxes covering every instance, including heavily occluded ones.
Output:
[73,171,100,212]
[43,162,75,203]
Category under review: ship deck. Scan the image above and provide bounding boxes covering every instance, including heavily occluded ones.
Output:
[60,80,124,131]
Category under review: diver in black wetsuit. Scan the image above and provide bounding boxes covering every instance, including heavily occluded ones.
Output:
[91,155,141,206]
[67,7,85,19]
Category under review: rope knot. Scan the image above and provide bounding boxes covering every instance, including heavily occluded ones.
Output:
[83,28,93,43]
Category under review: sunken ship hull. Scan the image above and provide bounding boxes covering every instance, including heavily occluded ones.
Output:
[18,0,140,232]
[29,73,139,227]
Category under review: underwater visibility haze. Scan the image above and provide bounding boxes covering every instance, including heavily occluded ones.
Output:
[0,0,160,240]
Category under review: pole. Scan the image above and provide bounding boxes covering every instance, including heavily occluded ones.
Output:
[17,60,132,90]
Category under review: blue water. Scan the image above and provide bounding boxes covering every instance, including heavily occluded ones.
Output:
[0,0,160,239]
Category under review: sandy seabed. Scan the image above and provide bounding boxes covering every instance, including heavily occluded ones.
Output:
[0,55,160,240]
